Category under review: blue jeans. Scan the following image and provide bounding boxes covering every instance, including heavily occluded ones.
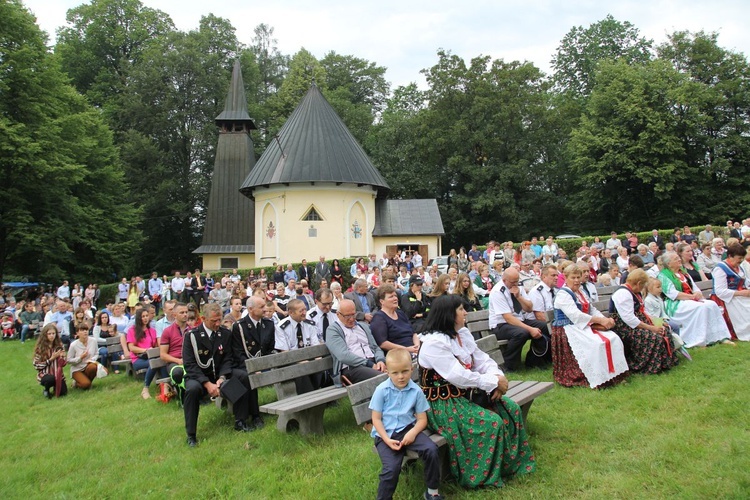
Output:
[132,358,166,388]
[20,325,30,342]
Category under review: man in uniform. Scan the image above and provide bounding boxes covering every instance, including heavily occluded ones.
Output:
[275,299,321,393]
[306,288,337,342]
[529,265,558,322]
[182,303,250,447]
[488,267,551,371]
[231,296,275,431]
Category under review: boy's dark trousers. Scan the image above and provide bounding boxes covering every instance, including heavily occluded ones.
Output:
[374,423,439,500]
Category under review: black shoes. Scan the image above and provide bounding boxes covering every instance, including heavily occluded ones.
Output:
[234,420,255,432]
[252,416,265,429]
[186,435,198,447]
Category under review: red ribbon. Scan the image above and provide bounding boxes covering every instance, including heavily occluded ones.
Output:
[591,327,615,373]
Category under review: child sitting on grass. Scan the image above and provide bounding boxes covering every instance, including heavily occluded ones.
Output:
[2,312,15,339]
[369,348,442,500]
[644,278,691,361]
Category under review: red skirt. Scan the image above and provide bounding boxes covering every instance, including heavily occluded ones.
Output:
[551,326,628,389]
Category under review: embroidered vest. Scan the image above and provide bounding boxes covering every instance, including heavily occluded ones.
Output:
[714,262,745,293]
[419,366,464,401]
[608,285,640,314]
[552,288,584,327]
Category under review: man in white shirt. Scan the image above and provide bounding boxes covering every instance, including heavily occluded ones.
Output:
[488,268,551,371]
[306,288,337,342]
[529,265,559,321]
[412,250,423,268]
[148,272,164,315]
[274,299,321,393]
[154,300,176,338]
[56,281,70,300]
[171,272,185,303]
[606,231,622,250]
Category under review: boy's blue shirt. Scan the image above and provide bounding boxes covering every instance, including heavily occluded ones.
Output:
[369,378,429,438]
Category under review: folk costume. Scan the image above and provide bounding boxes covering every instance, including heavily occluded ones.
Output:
[418,328,536,488]
[551,288,629,389]
[609,286,679,374]
[657,268,730,347]
[711,261,750,341]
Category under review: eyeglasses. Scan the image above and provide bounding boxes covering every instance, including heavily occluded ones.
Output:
[320,301,333,306]
[338,312,356,319]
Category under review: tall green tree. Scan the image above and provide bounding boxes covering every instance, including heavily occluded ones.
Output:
[568,59,707,230]
[56,0,174,109]
[249,23,288,146]
[269,48,326,137]
[0,0,140,282]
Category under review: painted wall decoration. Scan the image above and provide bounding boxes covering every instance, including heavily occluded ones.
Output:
[351,220,362,239]
[266,221,276,239]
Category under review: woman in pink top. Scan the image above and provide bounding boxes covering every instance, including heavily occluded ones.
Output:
[126,308,165,399]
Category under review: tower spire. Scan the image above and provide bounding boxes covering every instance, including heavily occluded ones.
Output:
[215,59,256,129]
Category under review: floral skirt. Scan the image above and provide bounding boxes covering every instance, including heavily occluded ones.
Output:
[610,313,679,374]
[551,326,629,389]
[426,395,536,488]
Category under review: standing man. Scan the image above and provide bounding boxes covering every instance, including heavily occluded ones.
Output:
[182,303,248,447]
[148,272,164,315]
[326,299,387,386]
[306,288,337,342]
[191,269,206,307]
[117,278,129,303]
[698,225,715,246]
[298,259,313,284]
[488,268,551,371]
[183,272,193,304]
[231,296,275,431]
[646,229,666,251]
[171,272,184,303]
[56,281,70,300]
[314,256,331,289]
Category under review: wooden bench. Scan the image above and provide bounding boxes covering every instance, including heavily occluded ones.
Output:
[465,310,508,366]
[246,344,347,435]
[146,347,171,386]
[697,279,712,299]
[105,336,135,376]
[347,336,553,473]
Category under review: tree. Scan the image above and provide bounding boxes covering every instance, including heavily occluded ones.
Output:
[0,0,140,282]
[269,48,327,136]
[56,0,174,108]
[551,15,653,97]
[568,59,708,230]
[249,23,288,145]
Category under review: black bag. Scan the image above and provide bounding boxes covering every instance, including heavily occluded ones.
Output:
[219,376,248,404]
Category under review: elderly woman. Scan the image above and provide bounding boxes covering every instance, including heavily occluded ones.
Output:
[400,275,431,333]
[370,284,419,354]
[696,243,716,275]
[609,269,679,373]
[418,294,536,488]
[676,242,707,283]
[711,244,750,341]
[551,265,629,389]
[657,252,732,347]
[637,244,655,269]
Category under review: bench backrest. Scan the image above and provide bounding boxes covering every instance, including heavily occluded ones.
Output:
[105,336,123,355]
[147,347,165,370]
[696,279,712,298]
[246,344,332,390]
[466,309,490,338]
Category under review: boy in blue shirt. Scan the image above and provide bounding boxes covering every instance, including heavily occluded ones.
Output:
[370,348,442,500]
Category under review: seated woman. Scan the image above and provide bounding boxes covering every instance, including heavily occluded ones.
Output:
[676,243,707,283]
[33,324,68,398]
[696,243,716,277]
[657,252,732,347]
[428,274,451,301]
[636,244,655,269]
[551,265,629,389]
[609,269,679,374]
[67,321,99,390]
[127,307,165,399]
[370,284,419,354]
[400,275,431,333]
[711,243,750,341]
[418,294,536,488]
[454,272,482,312]
[92,310,123,374]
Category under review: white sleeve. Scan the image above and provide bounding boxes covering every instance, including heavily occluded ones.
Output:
[659,275,680,300]
[612,289,640,329]
[459,329,503,378]
[711,266,735,303]
[418,335,500,393]
[553,290,592,328]
[274,326,291,351]
[529,289,545,312]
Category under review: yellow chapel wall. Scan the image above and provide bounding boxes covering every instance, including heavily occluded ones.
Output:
[201,254,256,271]
[253,183,377,266]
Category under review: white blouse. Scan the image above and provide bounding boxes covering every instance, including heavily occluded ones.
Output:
[611,288,641,329]
[553,288,604,329]
[418,327,502,393]
[712,264,745,304]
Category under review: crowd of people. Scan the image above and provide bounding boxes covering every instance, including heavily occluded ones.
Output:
[6,220,750,498]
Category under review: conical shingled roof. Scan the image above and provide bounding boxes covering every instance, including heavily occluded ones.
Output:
[240,84,389,197]
[216,59,256,126]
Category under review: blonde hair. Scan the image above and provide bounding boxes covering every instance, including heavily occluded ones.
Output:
[385,348,412,368]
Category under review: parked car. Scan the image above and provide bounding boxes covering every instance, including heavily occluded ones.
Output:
[556,234,581,240]
[427,256,450,274]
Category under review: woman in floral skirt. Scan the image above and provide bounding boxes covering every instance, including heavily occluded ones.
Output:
[418,294,536,488]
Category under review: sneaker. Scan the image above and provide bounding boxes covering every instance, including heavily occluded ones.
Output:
[424,492,444,500]
[141,387,151,400]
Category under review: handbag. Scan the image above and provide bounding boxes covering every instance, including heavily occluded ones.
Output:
[95,361,109,378]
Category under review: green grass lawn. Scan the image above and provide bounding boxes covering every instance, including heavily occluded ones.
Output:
[2,341,748,499]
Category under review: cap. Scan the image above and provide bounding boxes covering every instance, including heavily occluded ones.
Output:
[409,275,423,285]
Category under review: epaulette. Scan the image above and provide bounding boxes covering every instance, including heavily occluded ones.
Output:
[536,285,544,292]
[308,310,318,319]
[331,309,337,314]
[303,319,316,326]
[500,286,506,293]
[278,318,291,329]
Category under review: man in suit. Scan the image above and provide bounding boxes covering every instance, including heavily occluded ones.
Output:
[344,278,378,323]
[230,296,274,431]
[314,256,331,289]
[646,229,666,251]
[191,269,207,307]
[298,259,314,284]
[182,303,248,447]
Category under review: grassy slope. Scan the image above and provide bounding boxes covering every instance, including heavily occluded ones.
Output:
[1,341,748,499]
